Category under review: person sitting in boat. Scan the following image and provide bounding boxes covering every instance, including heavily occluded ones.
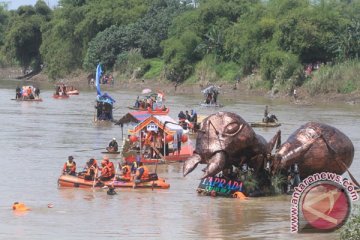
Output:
[99,156,115,181]
[27,86,34,99]
[119,162,131,181]
[131,153,141,174]
[135,162,149,182]
[185,110,191,121]
[63,156,77,176]
[107,138,118,152]
[84,158,98,180]
[262,105,278,123]
[15,86,21,99]
[60,84,67,96]
[134,96,140,108]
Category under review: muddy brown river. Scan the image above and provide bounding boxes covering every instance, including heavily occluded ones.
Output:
[0,80,359,239]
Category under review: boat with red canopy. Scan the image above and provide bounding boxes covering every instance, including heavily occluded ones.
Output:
[116,111,193,164]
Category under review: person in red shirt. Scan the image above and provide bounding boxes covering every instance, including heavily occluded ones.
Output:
[63,156,76,176]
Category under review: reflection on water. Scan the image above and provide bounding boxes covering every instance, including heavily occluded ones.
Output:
[0,81,359,239]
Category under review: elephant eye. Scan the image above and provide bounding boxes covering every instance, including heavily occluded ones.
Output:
[224,122,240,135]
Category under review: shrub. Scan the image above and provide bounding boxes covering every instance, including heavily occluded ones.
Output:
[143,58,164,79]
[339,205,360,240]
[260,50,301,84]
[305,60,360,96]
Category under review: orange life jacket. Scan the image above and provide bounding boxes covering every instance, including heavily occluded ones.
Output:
[136,166,149,180]
[122,166,131,180]
[101,162,115,178]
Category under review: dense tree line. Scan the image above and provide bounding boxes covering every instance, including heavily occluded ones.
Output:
[0,0,360,91]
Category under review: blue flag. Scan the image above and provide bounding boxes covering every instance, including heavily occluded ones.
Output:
[95,64,102,96]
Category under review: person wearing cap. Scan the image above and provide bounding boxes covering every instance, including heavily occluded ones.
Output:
[107,138,118,152]
[99,156,115,181]
[63,156,76,176]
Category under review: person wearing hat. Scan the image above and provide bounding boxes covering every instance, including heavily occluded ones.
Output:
[63,156,76,176]
[99,156,115,181]
[107,138,118,153]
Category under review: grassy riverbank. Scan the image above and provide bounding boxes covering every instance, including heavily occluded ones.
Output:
[2,59,360,105]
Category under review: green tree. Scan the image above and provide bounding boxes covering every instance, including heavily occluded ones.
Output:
[83,24,137,71]
[3,1,51,72]
[162,30,201,81]
[135,0,189,58]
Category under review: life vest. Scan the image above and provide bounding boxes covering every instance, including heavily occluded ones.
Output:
[101,162,115,178]
[136,166,149,180]
[101,166,112,178]
[64,160,76,173]
[122,166,131,180]
[12,202,30,211]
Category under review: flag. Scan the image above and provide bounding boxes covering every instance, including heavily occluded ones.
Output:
[95,64,102,96]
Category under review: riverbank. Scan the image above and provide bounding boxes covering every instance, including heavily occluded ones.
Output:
[2,67,360,105]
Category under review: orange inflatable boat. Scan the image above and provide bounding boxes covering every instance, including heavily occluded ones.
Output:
[58,174,170,189]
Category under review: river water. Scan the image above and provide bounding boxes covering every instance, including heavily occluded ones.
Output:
[0,80,359,239]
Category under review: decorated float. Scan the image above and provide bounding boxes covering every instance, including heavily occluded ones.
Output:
[93,64,116,123]
[116,111,193,164]
[13,85,42,101]
[183,112,356,197]
[129,91,169,115]
[200,85,223,107]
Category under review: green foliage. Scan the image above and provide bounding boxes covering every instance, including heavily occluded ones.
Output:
[214,61,240,82]
[330,19,360,61]
[83,25,137,71]
[1,0,360,89]
[162,30,201,81]
[0,4,9,48]
[135,0,189,58]
[3,2,51,72]
[260,50,301,83]
[114,48,149,79]
[305,60,360,96]
[339,205,360,240]
[143,58,164,79]
[40,7,83,78]
[193,55,217,83]
[270,173,286,194]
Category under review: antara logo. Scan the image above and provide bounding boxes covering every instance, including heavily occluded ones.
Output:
[290,172,358,233]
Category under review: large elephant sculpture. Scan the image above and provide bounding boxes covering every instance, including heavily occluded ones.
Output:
[183,112,279,179]
[272,122,354,178]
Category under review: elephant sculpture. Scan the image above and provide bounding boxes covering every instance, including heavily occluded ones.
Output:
[183,112,279,179]
[272,122,354,179]
[183,112,354,182]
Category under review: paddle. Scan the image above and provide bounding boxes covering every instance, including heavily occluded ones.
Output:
[74,147,104,152]
[92,168,98,188]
